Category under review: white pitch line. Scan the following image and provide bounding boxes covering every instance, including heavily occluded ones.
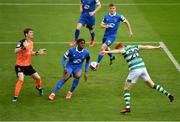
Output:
[0,41,159,45]
[159,42,180,73]
[0,3,180,6]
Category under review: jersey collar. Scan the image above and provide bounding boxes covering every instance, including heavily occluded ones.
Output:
[109,12,117,17]
[76,47,84,53]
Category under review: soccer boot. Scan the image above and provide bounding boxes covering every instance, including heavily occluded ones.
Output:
[66,91,72,100]
[89,40,95,47]
[12,96,18,102]
[120,108,131,113]
[110,55,115,65]
[48,93,55,100]
[36,86,44,96]
[168,94,174,102]
[69,40,77,46]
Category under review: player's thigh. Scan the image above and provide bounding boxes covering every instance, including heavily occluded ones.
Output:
[103,37,114,47]
[31,72,41,80]
[86,15,95,28]
[141,68,152,82]
[17,72,25,81]
[140,68,154,87]
[73,67,82,78]
[15,65,25,81]
[24,65,37,76]
[126,69,141,84]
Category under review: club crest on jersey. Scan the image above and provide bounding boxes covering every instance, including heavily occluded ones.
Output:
[73,59,82,64]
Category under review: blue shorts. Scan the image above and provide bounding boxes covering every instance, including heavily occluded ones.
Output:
[78,13,95,30]
[66,65,82,75]
[102,37,116,47]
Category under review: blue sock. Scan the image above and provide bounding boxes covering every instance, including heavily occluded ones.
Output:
[90,32,95,40]
[108,53,113,58]
[53,79,65,94]
[70,78,80,92]
[75,29,80,41]
[97,54,103,63]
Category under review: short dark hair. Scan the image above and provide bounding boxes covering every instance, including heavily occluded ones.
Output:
[109,3,115,7]
[77,38,85,44]
[23,28,33,37]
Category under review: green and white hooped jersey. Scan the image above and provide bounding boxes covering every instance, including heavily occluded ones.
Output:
[122,45,145,71]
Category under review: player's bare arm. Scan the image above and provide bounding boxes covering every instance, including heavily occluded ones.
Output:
[80,3,83,13]
[32,48,47,56]
[100,22,110,29]
[124,19,133,36]
[139,45,161,50]
[89,3,101,16]
[102,49,125,54]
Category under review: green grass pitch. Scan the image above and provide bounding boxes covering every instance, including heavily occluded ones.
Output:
[0,0,180,121]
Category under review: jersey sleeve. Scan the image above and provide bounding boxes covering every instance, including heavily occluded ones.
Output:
[16,40,24,48]
[95,0,101,5]
[120,15,126,22]
[63,49,71,59]
[101,15,107,24]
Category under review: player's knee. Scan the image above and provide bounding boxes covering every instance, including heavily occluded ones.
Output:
[77,23,82,29]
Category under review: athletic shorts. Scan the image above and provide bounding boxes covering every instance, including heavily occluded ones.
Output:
[78,13,95,30]
[66,65,82,75]
[126,68,151,83]
[15,65,36,76]
[102,37,115,47]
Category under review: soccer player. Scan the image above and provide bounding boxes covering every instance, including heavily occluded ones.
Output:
[49,38,90,100]
[102,43,174,113]
[97,3,133,65]
[69,0,101,47]
[12,28,46,102]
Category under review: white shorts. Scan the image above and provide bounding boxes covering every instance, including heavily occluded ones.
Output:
[126,68,151,83]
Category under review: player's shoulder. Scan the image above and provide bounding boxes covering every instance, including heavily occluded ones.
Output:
[104,13,110,18]
[16,39,25,48]
[67,47,76,54]
[116,13,123,18]
[19,39,26,43]
[83,48,90,53]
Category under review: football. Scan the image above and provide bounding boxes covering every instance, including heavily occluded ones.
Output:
[89,61,98,71]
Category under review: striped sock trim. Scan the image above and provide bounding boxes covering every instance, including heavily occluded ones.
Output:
[153,84,170,96]
[124,89,131,109]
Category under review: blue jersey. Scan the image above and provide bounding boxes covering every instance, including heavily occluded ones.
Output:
[81,0,100,13]
[63,47,90,68]
[102,13,126,38]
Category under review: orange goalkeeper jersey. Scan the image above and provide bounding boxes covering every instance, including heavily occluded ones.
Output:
[15,39,33,66]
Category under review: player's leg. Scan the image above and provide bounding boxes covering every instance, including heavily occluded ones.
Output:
[106,46,115,65]
[121,70,139,113]
[70,14,85,46]
[142,68,174,102]
[88,28,95,47]
[31,72,44,96]
[97,42,108,64]
[49,67,72,100]
[66,68,82,99]
[87,16,95,47]
[13,72,24,102]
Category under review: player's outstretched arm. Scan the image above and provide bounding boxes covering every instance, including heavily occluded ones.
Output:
[124,19,133,37]
[32,48,46,56]
[139,45,161,50]
[102,49,124,54]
